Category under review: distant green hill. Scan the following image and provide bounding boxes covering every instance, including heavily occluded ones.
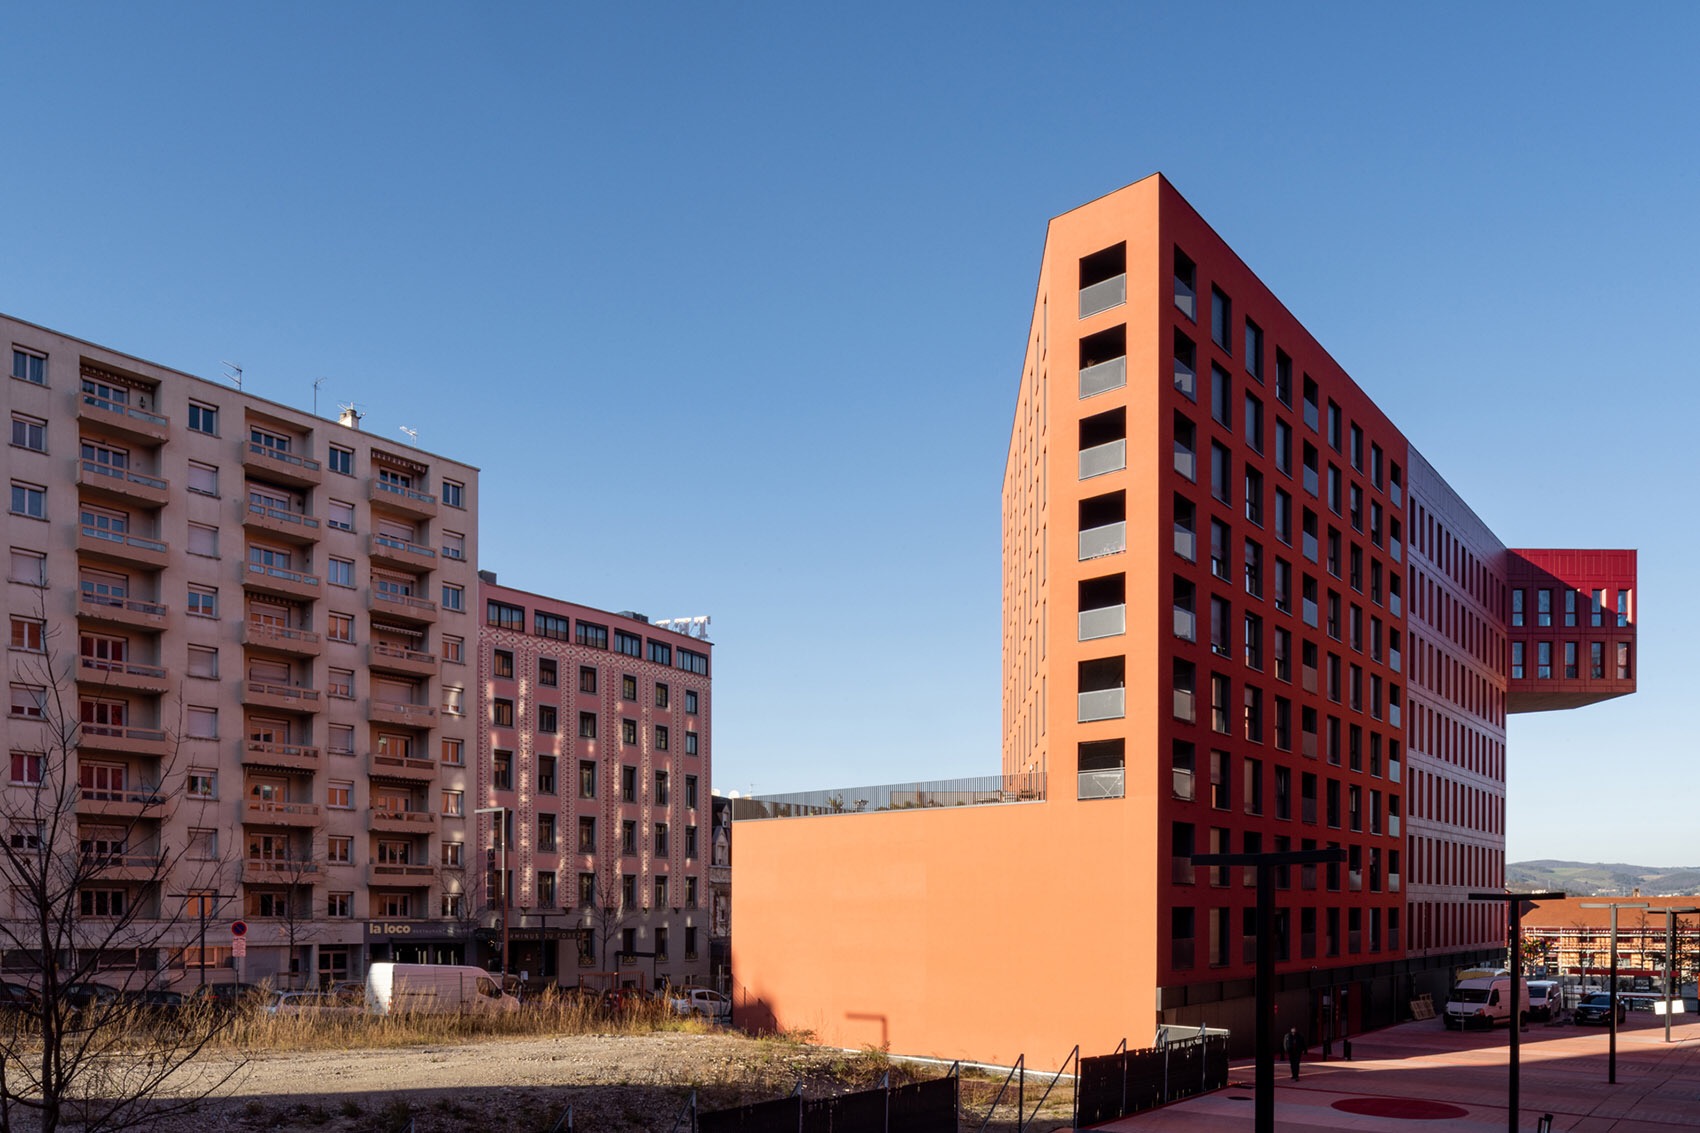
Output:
[1507,860,1700,897]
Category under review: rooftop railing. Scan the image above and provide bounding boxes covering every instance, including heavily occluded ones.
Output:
[732,773,1045,821]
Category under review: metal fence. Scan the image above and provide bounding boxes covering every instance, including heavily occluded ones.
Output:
[730,774,1044,821]
[696,1073,957,1133]
[1075,1031,1230,1127]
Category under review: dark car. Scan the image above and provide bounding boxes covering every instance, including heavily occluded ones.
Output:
[0,982,38,1011]
[188,982,267,1009]
[62,982,124,1009]
[1574,992,1627,1025]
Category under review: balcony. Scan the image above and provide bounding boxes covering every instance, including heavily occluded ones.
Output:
[76,656,170,695]
[240,739,322,773]
[1079,604,1126,642]
[367,589,437,625]
[85,853,165,882]
[1078,440,1126,481]
[75,459,170,507]
[368,478,439,519]
[1078,521,1126,562]
[243,858,322,885]
[1078,687,1125,723]
[1078,356,1126,400]
[1173,524,1196,562]
[1173,357,1196,401]
[1174,275,1196,320]
[241,680,323,714]
[240,441,322,488]
[241,620,323,658]
[1302,731,1318,759]
[368,751,438,782]
[77,724,171,759]
[77,787,171,819]
[1078,273,1125,320]
[1173,442,1196,481]
[370,534,437,570]
[1172,688,1195,723]
[77,591,168,631]
[77,527,170,571]
[368,699,438,728]
[367,863,437,887]
[76,390,169,443]
[241,500,321,545]
[1172,606,1195,642]
[1077,768,1125,800]
[242,799,322,827]
[368,808,438,833]
[368,642,437,677]
[243,562,321,602]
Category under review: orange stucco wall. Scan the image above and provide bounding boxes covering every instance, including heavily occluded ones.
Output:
[731,793,1156,1069]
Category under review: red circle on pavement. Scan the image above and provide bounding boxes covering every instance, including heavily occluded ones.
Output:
[1332,1097,1470,1120]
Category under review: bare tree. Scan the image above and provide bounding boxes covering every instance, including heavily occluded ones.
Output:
[0,614,240,1132]
[242,831,322,990]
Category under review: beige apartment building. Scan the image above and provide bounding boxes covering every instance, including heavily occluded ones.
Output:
[3,313,480,989]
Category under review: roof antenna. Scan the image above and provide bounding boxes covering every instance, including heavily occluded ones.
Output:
[399,426,418,444]
[221,361,243,390]
[313,377,326,416]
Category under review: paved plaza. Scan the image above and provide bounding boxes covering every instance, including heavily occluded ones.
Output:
[1092,1012,1700,1131]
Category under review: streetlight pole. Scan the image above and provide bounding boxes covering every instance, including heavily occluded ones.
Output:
[474,806,510,980]
[1658,907,1698,1044]
[168,890,232,989]
[1192,846,1345,1133]
[1581,900,1648,1084]
[1470,890,1565,1133]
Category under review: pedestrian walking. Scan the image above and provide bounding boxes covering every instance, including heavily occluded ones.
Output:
[1283,1025,1306,1080]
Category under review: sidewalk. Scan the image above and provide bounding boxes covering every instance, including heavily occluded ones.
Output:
[1090,1013,1700,1131]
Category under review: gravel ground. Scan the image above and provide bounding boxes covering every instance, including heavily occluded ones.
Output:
[143,1030,1075,1132]
[139,1027,1074,1122]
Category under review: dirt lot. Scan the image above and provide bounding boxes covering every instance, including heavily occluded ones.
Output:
[152,1030,1077,1132]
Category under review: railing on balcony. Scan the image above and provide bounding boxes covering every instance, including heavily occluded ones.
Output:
[79,656,167,681]
[1078,356,1127,399]
[1174,276,1196,320]
[248,501,320,530]
[245,681,321,704]
[369,808,436,824]
[372,592,437,614]
[1388,758,1401,784]
[82,393,168,428]
[370,701,438,723]
[1079,604,1126,641]
[247,441,321,473]
[1078,521,1126,561]
[1078,439,1126,480]
[1390,647,1402,673]
[247,563,320,588]
[371,753,438,776]
[1173,442,1196,481]
[1389,872,1402,893]
[1079,274,1126,319]
[246,857,320,876]
[1173,606,1195,642]
[80,723,168,744]
[1174,357,1196,400]
[80,459,168,492]
[85,852,165,872]
[373,534,436,559]
[374,479,438,506]
[1173,688,1195,723]
[371,642,437,667]
[1173,524,1196,562]
[1077,768,1125,800]
[1303,466,1319,496]
[245,799,321,819]
[244,621,321,647]
[82,527,167,555]
[245,739,321,763]
[1078,687,1125,722]
[79,786,168,806]
[1301,731,1318,759]
[80,592,168,619]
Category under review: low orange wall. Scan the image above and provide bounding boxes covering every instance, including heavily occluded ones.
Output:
[731,795,1156,1070]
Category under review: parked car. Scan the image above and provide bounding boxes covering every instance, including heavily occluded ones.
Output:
[1574,992,1628,1025]
[0,982,39,1011]
[266,990,362,1017]
[327,980,367,1006]
[1525,980,1561,1021]
[188,982,268,1010]
[365,963,519,1016]
[62,982,124,1009]
[668,986,731,1023]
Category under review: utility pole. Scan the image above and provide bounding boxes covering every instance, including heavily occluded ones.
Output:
[1470,890,1565,1133]
[1581,900,1649,1084]
[1192,846,1345,1133]
[474,807,510,980]
[167,890,233,989]
[1658,907,1698,1044]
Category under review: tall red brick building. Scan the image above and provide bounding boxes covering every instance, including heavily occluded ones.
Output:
[731,174,1637,1064]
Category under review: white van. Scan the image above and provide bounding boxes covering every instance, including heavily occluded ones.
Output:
[1525,980,1561,1021]
[1444,975,1529,1030]
[365,963,520,1016]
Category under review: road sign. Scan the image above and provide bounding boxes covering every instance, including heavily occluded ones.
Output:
[232,937,248,958]
[231,920,248,937]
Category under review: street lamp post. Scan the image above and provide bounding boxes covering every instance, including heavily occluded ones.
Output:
[1580,900,1649,1084]
[474,806,510,980]
[168,890,232,989]
[1470,890,1565,1133]
[1658,907,1698,1044]
[1192,846,1345,1133]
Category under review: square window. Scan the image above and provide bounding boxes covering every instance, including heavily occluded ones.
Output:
[327,893,352,918]
[187,586,218,618]
[187,461,218,496]
[538,705,558,733]
[187,402,218,435]
[327,836,352,864]
[327,668,354,698]
[327,782,353,809]
[440,738,464,766]
[442,584,464,612]
[9,617,43,653]
[441,530,466,561]
[539,658,557,687]
[11,349,46,385]
[326,499,354,531]
[186,770,217,799]
[685,690,699,715]
[579,666,597,694]
[327,613,353,642]
[327,446,353,475]
[441,480,465,508]
[11,414,46,452]
[578,711,597,739]
[440,789,464,817]
[327,558,353,587]
[9,549,46,586]
[493,649,514,678]
[621,718,638,745]
[442,635,464,664]
[9,482,45,519]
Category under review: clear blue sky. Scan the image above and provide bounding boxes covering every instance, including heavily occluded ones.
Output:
[5,4,1694,864]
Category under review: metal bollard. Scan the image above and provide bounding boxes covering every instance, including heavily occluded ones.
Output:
[1537,1115,1553,1132]
[1342,1039,1352,1061]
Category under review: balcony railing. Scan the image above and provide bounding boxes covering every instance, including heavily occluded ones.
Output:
[79,459,168,493]
[1078,687,1125,722]
[81,527,168,555]
[78,656,167,681]
[373,479,437,507]
[1172,606,1195,642]
[1078,439,1126,480]
[369,808,436,825]
[1078,521,1126,561]
[244,799,321,821]
[1173,524,1195,562]
[1079,274,1126,319]
[1078,356,1126,399]
[1079,604,1126,641]
[1174,357,1196,400]
[371,591,437,614]
[81,393,168,429]
[247,563,319,588]
[79,592,167,620]
[1174,276,1196,320]
[244,680,321,704]
[244,739,322,768]
[246,441,321,474]
[1077,768,1125,800]
[370,700,438,724]
[1173,688,1195,723]
[1173,443,1195,481]
[243,621,322,648]
[373,533,436,559]
[79,787,168,807]
[247,501,321,530]
[370,642,438,667]
[80,723,168,744]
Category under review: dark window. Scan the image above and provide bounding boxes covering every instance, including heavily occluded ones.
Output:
[486,601,524,630]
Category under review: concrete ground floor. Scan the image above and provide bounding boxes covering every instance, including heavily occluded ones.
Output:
[1091,1011,1700,1130]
